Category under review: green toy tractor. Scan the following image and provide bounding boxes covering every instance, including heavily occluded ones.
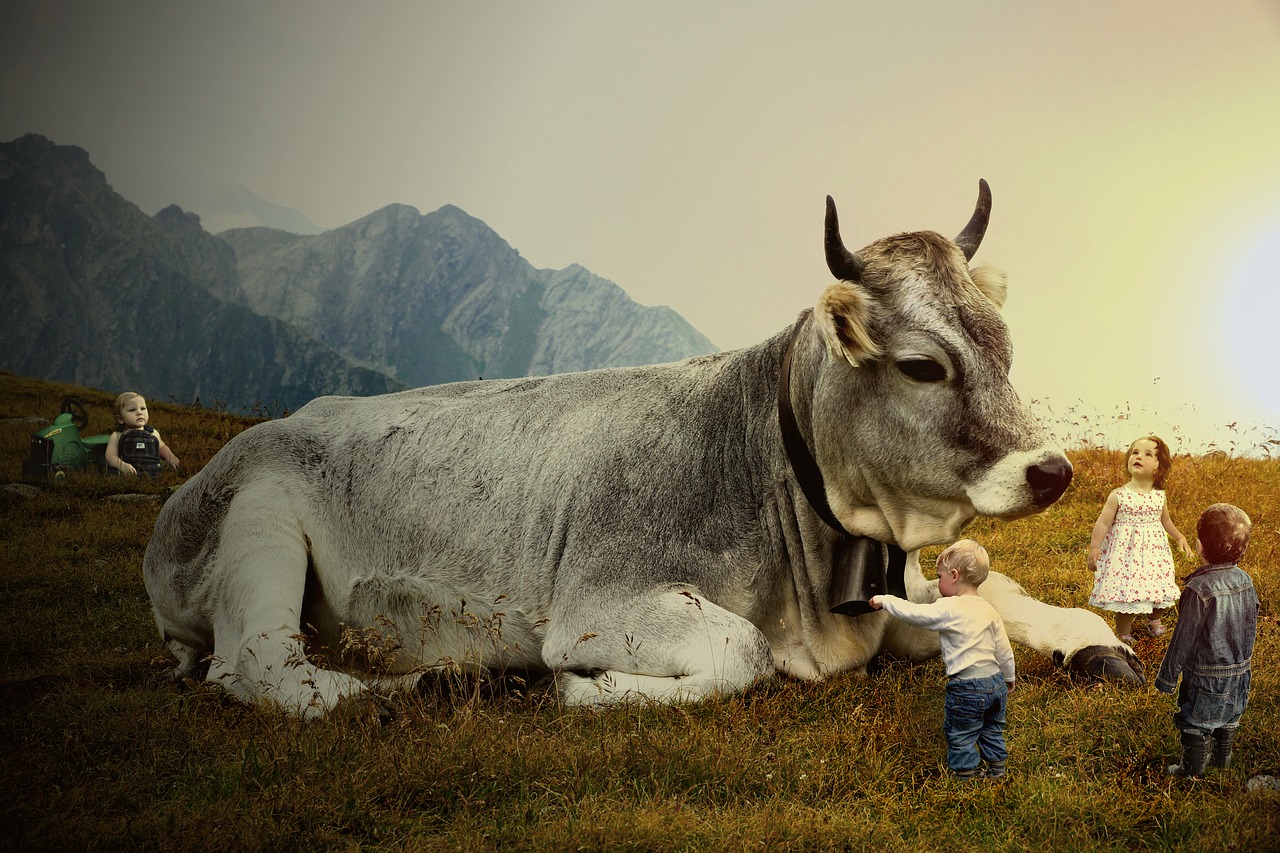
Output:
[21,397,110,482]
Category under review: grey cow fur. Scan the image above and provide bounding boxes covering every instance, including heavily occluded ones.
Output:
[143,183,1143,716]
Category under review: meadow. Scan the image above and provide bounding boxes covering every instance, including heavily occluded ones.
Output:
[1,370,1277,851]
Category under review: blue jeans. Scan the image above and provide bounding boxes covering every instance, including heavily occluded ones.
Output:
[944,673,1008,774]
[1175,671,1251,735]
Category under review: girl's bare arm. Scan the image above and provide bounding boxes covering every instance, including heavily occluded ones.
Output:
[1088,490,1120,571]
[1161,505,1194,558]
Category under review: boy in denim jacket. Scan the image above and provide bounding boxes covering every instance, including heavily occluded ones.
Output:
[1155,503,1259,777]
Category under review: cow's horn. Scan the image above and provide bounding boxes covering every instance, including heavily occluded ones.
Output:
[953,179,992,261]
[825,196,865,282]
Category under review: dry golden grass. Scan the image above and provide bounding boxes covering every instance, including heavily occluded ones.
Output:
[1,371,1277,851]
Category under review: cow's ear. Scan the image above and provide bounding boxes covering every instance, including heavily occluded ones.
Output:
[970,264,1008,309]
[815,282,883,367]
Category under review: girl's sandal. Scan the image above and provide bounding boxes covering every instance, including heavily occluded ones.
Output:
[1119,634,1135,643]
[1147,619,1166,637]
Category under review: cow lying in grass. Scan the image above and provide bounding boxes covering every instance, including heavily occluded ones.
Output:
[144,181,1143,717]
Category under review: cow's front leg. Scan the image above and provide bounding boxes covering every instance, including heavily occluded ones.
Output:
[545,584,774,706]
[882,551,1142,684]
[202,489,372,717]
[979,571,1145,684]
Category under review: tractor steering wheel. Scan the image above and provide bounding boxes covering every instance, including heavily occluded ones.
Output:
[60,397,90,432]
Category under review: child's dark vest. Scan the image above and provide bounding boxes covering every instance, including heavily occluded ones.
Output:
[118,425,161,478]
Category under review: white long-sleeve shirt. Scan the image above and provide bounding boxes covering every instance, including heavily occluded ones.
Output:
[875,593,1015,682]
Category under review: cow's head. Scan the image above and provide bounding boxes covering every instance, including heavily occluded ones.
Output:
[801,180,1071,551]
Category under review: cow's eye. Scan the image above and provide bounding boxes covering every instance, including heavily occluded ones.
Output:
[896,358,947,383]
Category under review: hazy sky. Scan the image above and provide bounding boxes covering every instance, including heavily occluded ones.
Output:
[4,1,1280,452]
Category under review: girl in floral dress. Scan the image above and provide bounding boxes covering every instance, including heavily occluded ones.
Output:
[1088,435,1195,643]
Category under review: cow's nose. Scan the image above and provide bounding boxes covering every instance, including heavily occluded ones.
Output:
[1026,456,1073,506]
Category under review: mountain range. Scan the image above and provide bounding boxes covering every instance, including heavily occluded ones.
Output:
[0,134,716,413]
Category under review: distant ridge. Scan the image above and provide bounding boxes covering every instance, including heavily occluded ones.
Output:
[184,184,325,236]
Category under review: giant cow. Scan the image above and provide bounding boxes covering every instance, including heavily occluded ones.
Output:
[143,181,1143,717]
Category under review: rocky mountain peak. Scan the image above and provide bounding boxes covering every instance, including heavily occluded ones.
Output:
[222,200,715,387]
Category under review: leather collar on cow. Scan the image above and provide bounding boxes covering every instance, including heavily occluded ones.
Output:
[777,309,852,537]
[777,310,908,615]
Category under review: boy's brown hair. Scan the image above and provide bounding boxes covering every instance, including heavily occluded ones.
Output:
[1196,503,1252,565]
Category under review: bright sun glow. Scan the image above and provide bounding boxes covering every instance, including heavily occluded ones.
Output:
[1222,223,1280,422]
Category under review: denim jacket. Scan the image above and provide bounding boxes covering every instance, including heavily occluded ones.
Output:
[1155,563,1259,694]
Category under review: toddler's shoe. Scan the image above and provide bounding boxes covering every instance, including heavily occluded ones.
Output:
[1119,634,1135,644]
[1147,619,1166,637]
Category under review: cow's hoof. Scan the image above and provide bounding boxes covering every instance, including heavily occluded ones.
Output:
[1066,644,1146,685]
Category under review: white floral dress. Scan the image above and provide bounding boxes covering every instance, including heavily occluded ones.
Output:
[1089,486,1181,613]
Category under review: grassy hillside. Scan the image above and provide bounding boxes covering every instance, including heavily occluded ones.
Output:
[1,371,1277,851]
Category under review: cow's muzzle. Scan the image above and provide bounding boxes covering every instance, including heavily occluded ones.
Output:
[1026,455,1073,507]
